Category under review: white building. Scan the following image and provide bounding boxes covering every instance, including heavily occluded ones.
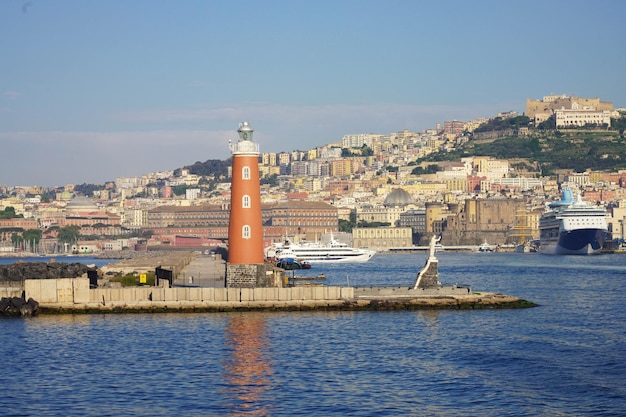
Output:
[555,108,611,128]
[185,188,200,200]
[342,134,373,149]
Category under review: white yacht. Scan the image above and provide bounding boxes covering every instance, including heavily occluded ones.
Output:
[266,235,375,263]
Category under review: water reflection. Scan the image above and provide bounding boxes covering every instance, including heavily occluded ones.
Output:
[223,313,273,416]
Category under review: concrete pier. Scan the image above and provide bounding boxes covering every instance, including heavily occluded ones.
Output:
[12,249,536,314]
[21,276,535,314]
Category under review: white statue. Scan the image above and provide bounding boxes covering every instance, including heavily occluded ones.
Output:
[429,235,441,258]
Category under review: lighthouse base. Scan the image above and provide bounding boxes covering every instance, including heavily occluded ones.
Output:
[226,263,280,288]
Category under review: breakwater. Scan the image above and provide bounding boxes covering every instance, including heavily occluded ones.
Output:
[22,277,535,314]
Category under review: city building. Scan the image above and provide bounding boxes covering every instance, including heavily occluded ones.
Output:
[352,226,412,249]
[525,94,613,125]
[442,197,526,245]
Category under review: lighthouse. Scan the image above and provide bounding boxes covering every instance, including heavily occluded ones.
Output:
[226,122,267,287]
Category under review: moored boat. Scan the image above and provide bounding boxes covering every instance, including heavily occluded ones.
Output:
[265,234,375,263]
[539,189,608,255]
[477,240,494,252]
[275,257,311,270]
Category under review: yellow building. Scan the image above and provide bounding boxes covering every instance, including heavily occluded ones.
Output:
[353,227,412,249]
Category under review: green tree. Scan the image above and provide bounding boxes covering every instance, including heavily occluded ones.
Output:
[11,233,23,248]
[171,185,189,196]
[261,173,279,186]
[57,225,81,245]
[0,207,18,219]
[74,183,105,197]
[339,210,357,233]
[22,229,42,252]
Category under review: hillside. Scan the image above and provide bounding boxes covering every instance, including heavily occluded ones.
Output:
[420,130,626,175]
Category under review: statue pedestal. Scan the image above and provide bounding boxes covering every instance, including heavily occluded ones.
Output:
[412,256,440,289]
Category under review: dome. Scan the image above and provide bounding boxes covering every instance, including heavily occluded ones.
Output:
[384,188,413,207]
[60,191,73,201]
[66,196,98,212]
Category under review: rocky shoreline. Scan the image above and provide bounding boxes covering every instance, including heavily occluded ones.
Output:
[0,261,94,282]
[1,296,39,316]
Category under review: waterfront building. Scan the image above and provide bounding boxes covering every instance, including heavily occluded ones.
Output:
[352,226,412,249]
[356,188,416,226]
[0,218,39,242]
[398,208,427,237]
[61,196,122,235]
[266,200,338,242]
[442,197,526,245]
[147,204,227,228]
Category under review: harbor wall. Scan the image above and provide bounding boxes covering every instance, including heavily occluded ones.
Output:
[0,280,24,298]
[20,278,533,313]
[24,278,356,311]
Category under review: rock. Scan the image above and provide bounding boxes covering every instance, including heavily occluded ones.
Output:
[0,262,93,282]
[0,296,39,317]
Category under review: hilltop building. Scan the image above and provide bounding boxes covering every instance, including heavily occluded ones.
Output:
[525,94,613,125]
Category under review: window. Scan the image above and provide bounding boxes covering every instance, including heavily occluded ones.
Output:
[242,166,251,180]
[242,225,251,239]
[242,195,250,208]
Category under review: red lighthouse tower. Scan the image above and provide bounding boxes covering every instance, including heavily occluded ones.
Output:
[226,122,266,287]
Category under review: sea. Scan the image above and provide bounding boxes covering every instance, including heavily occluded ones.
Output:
[1,252,625,416]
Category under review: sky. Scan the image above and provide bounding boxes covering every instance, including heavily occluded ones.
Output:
[1,0,625,187]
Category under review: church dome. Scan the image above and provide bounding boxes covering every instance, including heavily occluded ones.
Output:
[384,188,413,207]
[60,191,73,201]
[66,196,98,212]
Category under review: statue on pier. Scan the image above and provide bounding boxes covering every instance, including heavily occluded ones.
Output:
[428,235,441,259]
[413,235,441,290]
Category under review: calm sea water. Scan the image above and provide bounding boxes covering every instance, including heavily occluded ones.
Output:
[1,252,625,416]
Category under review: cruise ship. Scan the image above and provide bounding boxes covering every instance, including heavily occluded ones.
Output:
[539,189,608,255]
[265,235,376,263]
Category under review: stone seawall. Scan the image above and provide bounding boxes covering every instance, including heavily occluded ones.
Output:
[25,278,536,314]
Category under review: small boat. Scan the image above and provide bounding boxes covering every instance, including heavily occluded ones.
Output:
[275,257,311,270]
[478,241,494,252]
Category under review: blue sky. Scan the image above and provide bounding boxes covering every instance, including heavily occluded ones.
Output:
[1,0,625,187]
